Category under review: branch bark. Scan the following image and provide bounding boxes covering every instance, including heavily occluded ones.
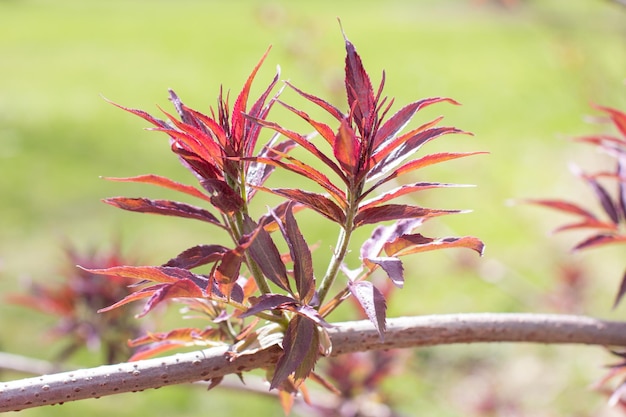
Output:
[2,313,626,412]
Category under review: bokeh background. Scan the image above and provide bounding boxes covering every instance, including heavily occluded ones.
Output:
[1,0,626,415]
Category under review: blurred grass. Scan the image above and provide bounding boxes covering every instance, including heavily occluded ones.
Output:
[1,0,626,415]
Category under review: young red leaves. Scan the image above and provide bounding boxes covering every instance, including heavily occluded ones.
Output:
[527,105,626,308]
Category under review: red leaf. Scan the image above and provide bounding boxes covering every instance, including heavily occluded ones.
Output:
[84,265,211,289]
[240,294,298,318]
[366,151,487,192]
[278,100,337,146]
[342,32,375,137]
[359,182,472,211]
[200,178,245,214]
[524,199,599,219]
[334,118,361,176]
[158,107,223,164]
[384,234,485,257]
[572,233,626,251]
[242,215,291,292]
[257,186,346,225]
[248,156,347,208]
[247,136,297,200]
[137,279,206,317]
[354,204,462,227]
[373,97,461,150]
[245,117,347,183]
[243,62,282,158]
[163,244,229,269]
[285,81,345,122]
[584,176,620,224]
[231,47,271,152]
[369,126,469,181]
[103,197,224,227]
[363,256,404,288]
[347,280,386,338]
[105,98,169,129]
[272,205,315,303]
[103,174,212,203]
[360,219,422,260]
[271,315,320,389]
[594,104,626,138]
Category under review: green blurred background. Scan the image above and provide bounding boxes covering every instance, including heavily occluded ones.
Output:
[1,0,625,415]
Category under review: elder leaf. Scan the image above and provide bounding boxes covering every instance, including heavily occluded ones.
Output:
[334,118,361,176]
[366,151,487,192]
[343,32,375,137]
[594,104,626,138]
[103,197,224,228]
[103,174,212,203]
[365,256,405,288]
[199,178,245,214]
[272,204,316,303]
[361,219,423,260]
[347,280,387,339]
[384,234,485,257]
[246,135,297,200]
[369,126,468,181]
[257,186,346,225]
[231,47,271,152]
[284,81,345,122]
[584,176,620,224]
[242,215,291,292]
[83,265,210,287]
[271,315,320,389]
[137,279,206,318]
[359,182,472,211]
[572,233,626,252]
[373,97,460,150]
[163,244,229,269]
[354,204,461,227]
[240,294,298,318]
[525,199,599,219]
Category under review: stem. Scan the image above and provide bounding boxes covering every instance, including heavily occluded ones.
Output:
[317,188,360,304]
[4,313,626,412]
[317,224,353,305]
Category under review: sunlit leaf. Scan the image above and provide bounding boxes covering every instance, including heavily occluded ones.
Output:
[369,126,469,181]
[284,81,345,122]
[524,199,599,219]
[342,31,375,138]
[359,182,472,211]
[373,98,460,150]
[240,294,297,318]
[384,233,485,257]
[103,197,224,228]
[364,256,404,287]
[572,233,626,251]
[334,118,362,176]
[103,174,212,203]
[583,176,620,224]
[365,151,487,191]
[200,178,245,214]
[361,219,422,260]
[355,204,462,227]
[257,186,346,225]
[347,280,386,339]
[246,135,296,200]
[594,104,626,138]
[163,244,229,269]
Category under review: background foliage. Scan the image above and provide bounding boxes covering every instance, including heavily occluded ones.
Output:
[1,0,625,415]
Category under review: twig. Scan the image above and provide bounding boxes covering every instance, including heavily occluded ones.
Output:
[2,313,626,412]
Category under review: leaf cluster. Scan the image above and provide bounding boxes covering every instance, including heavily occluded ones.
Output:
[88,29,484,407]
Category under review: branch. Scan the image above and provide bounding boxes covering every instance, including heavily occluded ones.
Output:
[2,313,626,412]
